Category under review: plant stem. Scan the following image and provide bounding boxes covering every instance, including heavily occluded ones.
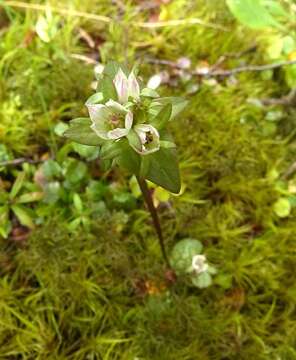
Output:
[136,176,171,269]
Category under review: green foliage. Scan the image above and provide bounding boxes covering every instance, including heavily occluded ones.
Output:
[170,238,203,274]
[64,118,104,146]
[226,0,296,88]
[1,0,296,359]
[0,171,43,237]
[226,0,283,29]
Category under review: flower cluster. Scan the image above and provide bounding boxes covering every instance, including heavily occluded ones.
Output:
[64,61,187,194]
[87,68,160,155]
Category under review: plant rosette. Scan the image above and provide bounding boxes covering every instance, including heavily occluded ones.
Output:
[170,238,217,288]
[63,61,188,194]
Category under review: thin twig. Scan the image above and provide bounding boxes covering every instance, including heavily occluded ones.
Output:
[282,161,296,180]
[145,58,178,68]
[2,1,111,23]
[2,1,228,31]
[206,59,296,77]
[260,88,296,106]
[77,28,95,49]
[147,56,296,78]
[210,45,257,71]
[70,53,98,65]
[136,176,171,269]
[138,18,228,31]
[0,158,42,167]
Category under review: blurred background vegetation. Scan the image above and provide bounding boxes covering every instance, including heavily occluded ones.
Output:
[1,0,296,359]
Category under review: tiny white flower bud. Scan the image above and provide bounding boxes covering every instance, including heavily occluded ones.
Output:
[192,255,208,274]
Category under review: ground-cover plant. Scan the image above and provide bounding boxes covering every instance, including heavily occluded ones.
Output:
[226,0,296,88]
[1,0,296,359]
[0,171,43,238]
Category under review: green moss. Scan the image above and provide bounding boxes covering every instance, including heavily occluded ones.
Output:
[0,0,296,359]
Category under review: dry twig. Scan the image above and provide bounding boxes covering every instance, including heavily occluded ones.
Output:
[260,88,296,106]
[207,59,296,77]
[0,158,42,167]
[2,1,228,31]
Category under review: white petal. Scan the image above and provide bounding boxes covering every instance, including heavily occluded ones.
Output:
[124,111,133,130]
[133,124,160,155]
[87,104,109,122]
[128,71,140,100]
[87,104,112,140]
[94,63,104,76]
[141,145,160,155]
[105,99,127,113]
[137,129,147,144]
[176,57,191,69]
[107,128,128,139]
[192,255,208,274]
[113,68,128,103]
[147,74,162,90]
[90,123,109,140]
[135,124,159,138]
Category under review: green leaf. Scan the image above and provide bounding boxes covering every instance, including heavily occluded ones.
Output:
[112,192,137,211]
[102,61,128,78]
[115,140,141,175]
[191,272,212,288]
[65,160,88,185]
[150,103,172,130]
[85,92,104,105]
[149,97,188,121]
[160,140,176,149]
[141,88,159,98]
[139,156,150,178]
[153,186,170,204]
[72,143,100,160]
[226,0,281,29]
[73,193,83,213]
[96,61,129,101]
[86,181,107,201]
[144,147,181,193]
[0,205,9,225]
[41,159,62,179]
[170,238,203,275]
[0,205,11,238]
[63,118,104,146]
[129,176,142,198]
[100,158,112,172]
[273,198,291,218]
[54,122,69,136]
[127,129,142,152]
[100,141,122,160]
[214,273,233,289]
[10,172,25,199]
[263,0,288,18]
[17,192,43,203]
[98,74,117,102]
[11,205,34,229]
[43,182,61,204]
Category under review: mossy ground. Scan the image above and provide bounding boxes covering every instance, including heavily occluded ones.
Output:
[0,1,296,359]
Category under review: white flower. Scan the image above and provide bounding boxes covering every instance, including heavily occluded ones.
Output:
[87,100,133,140]
[113,68,140,104]
[131,124,160,155]
[191,255,208,274]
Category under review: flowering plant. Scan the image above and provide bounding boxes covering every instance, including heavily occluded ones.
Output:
[170,238,217,288]
[64,61,187,194]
